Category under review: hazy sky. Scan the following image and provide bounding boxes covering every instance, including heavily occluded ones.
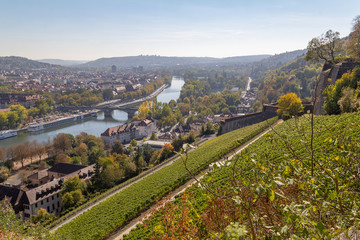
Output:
[0,0,359,60]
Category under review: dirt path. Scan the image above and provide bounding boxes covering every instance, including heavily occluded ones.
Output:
[108,119,283,239]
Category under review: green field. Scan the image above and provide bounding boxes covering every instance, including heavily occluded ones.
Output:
[123,112,360,239]
[52,118,278,240]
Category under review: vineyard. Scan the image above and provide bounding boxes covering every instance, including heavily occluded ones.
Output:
[123,112,360,239]
[51,118,278,239]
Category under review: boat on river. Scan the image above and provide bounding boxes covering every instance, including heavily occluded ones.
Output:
[28,111,97,132]
[0,130,17,140]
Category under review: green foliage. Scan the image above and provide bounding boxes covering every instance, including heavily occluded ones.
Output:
[323,66,360,114]
[102,88,114,100]
[111,140,124,155]
[130,139,138,147]
[53,118,277,240]
[150,132,158,140]
[55,89,103,106]
[4,160,14,170]
[31,208,54,225]
[126,112,360,239]
[0,199,49,239]
[62,176,85,194]
[61,176,86,210]
[338,87,357,113]
[256,56,322,106]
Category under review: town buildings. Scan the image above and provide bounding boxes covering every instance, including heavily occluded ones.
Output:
[101,118,156,146]
[0,163,95,219]
[0,93,43,108]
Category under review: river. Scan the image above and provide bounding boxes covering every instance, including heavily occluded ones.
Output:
[0,76,185,149]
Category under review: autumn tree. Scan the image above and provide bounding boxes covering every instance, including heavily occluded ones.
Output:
[14,143,28,168]
[30,208,53,225]
[55,153,71,164]
[276,93,304,119]
[53,133,73,154]
[136,101,151,120]
[9,104,28,126]
[305,29,344,64]
[0,147,5,163]
[160,143,174,162]
[0,112,8,130]
[34,141,46,162]
[346,15,360,60]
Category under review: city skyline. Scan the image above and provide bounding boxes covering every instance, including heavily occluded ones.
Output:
[0,0,359,60]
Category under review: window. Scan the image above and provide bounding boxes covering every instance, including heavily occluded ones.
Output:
[47,206,50,212]
[24,213,30,218]
[41,200,43,205]
[35,203,38,208]
[52,204,55,210]
[47,198,49,203]
[57,193,59,198]
[24,204,29,210]
[57,201,60,207]
[52,196,54,200]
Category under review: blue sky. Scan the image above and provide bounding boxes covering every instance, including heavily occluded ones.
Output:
[0,0,358,60]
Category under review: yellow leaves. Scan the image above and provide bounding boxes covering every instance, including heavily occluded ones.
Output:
[276,92,304,118]
[154,224,164,234]
[260,165,266,172]
[312,206,317,212]
[137,101,151,120]
[269,190,275,202]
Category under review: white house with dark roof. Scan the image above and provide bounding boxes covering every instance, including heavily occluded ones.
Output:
[0,163,95,219]
[101,118,156,146]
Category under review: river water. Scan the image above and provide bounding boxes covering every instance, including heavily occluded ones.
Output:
[0,76,185,149]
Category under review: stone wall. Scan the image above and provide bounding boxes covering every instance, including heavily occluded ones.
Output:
[220,101,312,135]
[219,108,277,134]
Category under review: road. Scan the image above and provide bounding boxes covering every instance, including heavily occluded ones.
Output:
[241,77,252,98]
[95,84,168,109]
[108,119,283,239]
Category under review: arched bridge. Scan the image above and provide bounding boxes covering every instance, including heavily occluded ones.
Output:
[56,105,139,119]
[55,83,169,119]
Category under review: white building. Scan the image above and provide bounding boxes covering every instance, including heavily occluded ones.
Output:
[101,118,156,146]
[0,163,95,219]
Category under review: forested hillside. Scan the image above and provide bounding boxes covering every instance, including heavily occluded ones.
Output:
[0,56,63,71]
[251,56,322,111]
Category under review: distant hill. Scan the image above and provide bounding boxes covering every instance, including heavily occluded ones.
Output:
[0,56,63,71]
[76,55,271,69]
[248,49,308,79]
[38,59,88,66]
